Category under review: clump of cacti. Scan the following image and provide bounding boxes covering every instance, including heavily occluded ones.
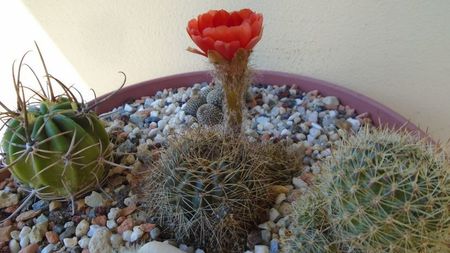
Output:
[196,103,223,126]
[139,127,303,251]
[0,44,120,209]
[321,127,450,252]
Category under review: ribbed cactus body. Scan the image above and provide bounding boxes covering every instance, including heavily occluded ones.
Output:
[2,100,111,199]
[323,128,450,252]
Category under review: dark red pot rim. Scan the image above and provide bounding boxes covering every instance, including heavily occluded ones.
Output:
[0,70,430,182]
[93,69,425,136]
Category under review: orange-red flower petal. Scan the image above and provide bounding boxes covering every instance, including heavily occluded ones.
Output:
[187,8,263,61]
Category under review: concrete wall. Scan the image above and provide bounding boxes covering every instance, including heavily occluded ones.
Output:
[22,0,450,141]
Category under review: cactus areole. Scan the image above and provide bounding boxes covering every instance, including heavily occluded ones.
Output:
[0,44,118,200]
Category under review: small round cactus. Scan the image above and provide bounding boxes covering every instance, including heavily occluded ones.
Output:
[199,85,214,99]
[139,128,303,251]
[196,104,223,126]
[322,127,450,252]
[183,96,206,116]
[206,86,224,107]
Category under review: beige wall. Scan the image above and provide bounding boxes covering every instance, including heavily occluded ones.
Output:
[22,0,450,141]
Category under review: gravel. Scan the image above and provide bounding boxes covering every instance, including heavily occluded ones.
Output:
[0,82,371,253]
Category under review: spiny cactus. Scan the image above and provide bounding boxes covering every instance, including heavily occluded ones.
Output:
[206,86,224,108]
[196,104,223,126]
[183,96,206,116]
[139,128,303,252]
[280,189,337,253]
[322,127,450,253]
[199,85,214,99]
[0,44,121,210]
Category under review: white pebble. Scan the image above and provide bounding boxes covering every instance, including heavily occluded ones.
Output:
[9,239,20,253]
[122,230,133,242]
[347,118,361,132]
[110,234,123,249]
[19,226,31,238]
[85,191,105,208]
[64,237,78,248]
[87,224,101,237]
[254,245,269,253]
[124,104,134,112]
[107,207,120,220]
[130,227,144,242]
[280,129,291,136]
[275,193,287,205]
[41,244,56,253]
[19,236,29,248]
[269,208,280,222]
[78,236,90,248]
[292,177,308,189]
[64,221,74,228]
[107,220,118,229]
[124,195,137,207]
[76,219,90,237]
[10,230,20,240]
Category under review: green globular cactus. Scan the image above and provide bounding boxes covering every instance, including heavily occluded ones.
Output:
[140,128,302,252]
[196,103,223,126]
[322,127,450,253]
[0,44,118,204]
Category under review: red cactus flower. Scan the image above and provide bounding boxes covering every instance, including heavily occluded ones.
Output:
[187,8,263,61]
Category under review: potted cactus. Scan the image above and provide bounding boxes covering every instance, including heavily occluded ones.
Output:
[0,7,438,253]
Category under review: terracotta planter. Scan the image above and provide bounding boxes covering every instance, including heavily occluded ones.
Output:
[94,70,424,135]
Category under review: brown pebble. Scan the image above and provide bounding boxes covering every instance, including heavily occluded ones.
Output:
[4,205,18,213]
[287,189,303,202]
[305,147,313,156]
[116,217,133,234]
[16,210,41,222]
[336,119,352,131]
[119,205,137,217]
[261,133,271,142]
[300,173,314,186]
[0,225,13,242]
[76,199,86,211]
[109,166,126,176]
[116,216,126,225]
[92,215,107,226]
[45,231,59,244]
[0,180,8,190]
[270,185,290,195]
[0,219,12,227]
[82,249,90,253]
[139,223,156,233]
[306,90,319,98]
[19,243,39,253]
[71,215,82,223]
